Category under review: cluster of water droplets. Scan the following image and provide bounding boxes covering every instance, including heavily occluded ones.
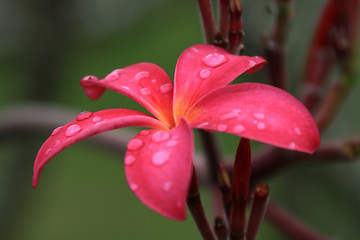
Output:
[198,52,229,81]
[125,129,182,193]
[45,111,105,156]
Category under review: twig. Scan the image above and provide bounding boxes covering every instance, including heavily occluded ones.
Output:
[188,167,217,240]
[197,0,216,44]
[266,202,335,240]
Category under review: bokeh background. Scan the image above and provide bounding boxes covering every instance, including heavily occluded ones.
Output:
[1,0,360,239]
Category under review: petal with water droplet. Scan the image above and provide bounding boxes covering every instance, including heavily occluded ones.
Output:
[186,83,320,153]
[173,44,266,118]
[124,118,193,221]
[33,109,167,187]
[80,63,175,127]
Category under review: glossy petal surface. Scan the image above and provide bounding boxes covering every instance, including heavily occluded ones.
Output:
[124,118,193,220]
[80,63,174,127]
[186,83,320,153]
[173,44,266,118]
[33,109,167,187]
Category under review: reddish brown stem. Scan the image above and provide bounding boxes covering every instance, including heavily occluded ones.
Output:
[230,138,251,240]
[228,0,243,54]
[217,163,232,220]
[219,0,230,40]
[187,167,216,240]
[266,202,334,240]
[197,0,216,44]
[214,216,228,240]
[245,184,270,240]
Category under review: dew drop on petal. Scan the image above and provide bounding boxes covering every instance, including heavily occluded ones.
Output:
[199,69,211,79]
[51,126,63,136]
[166,140,178,147]
[196,122,209,128]
[233,124,245,133]
[120,86,130,91]
[163,181,172,192]
[217,124,228,132]
[151,131,170,143]
[139,129,150,136]
[65,124,82,137]
[220,112,237,120]
[289,142,296,150]
[92,116,102,123]
[127,138,144,151]
[151,79,157,83]
[77,111,93,121]
[248,60,257,67]
[134,71,150,81]
[257,122,266,130]
[253,113,265,120]
[191,47,199,52]
[152,151,170,166]
[294,127,302,136]
[124,155,136,166]
[159,84,172,94]
[45,148,53,156]
[139,88,151,96]
[54,140,61,147]
[201,53,228,67]
[130,182,139,191]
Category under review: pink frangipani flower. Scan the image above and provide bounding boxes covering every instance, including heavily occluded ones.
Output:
[33,44,320,220]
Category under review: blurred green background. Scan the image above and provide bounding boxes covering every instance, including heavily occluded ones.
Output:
[1,0,360,239]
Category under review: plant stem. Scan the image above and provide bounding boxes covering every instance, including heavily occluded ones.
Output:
[245,184,270,240]
[230,138,251,240]
[197,0,216,44]
[219,0,230,41]
[266,202,334,240]
[214,216,228,240]
[228,0,243,54]
[188,167,216,240]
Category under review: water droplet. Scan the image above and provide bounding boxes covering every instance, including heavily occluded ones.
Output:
[151,131,170,143]
[289,142,296,150]
[257,122,266,130]
[45,148,53,156]
[77,111,93,121]
[199,69,211,79]
[248,60,257,67]
[166,140,178,147]
[51,126,63,136]
[130,182,138,191]
[294,127,302,136]
[151,79,157,83]
[120,86,130,91]
[139,130,150,136]
[220,110,240,120]
[253,113,265,120]
[81,75,99,81]
[196,122,209,128]
[139,88,151,96]
[127,138,144,151]
[124,155,136,166]
[191,47,199,52]
[159,84,172,94]
[217,124,228,132]
[152,151,170,166]
[163,181,172,192]
[201,53,228,67]
[134,71,150,81]
[233,124,245,133]
[92,116,102,123]
[54,140,61,147]
[65,124,81,137]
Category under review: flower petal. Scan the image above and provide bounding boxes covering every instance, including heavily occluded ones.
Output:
[33,109,167,187]
[80,63,174,127]
[185,83,320,153]
[173,44,266,118]
[124,118,193,220]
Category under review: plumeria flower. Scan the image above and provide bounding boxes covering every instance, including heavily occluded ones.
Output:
[33,44,320,220]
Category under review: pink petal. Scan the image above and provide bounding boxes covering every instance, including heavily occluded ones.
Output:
[124,118,193,220]
[80,63,175,127]
[185,83,320,153]
[173,44,266,118]
[33,109,167,187]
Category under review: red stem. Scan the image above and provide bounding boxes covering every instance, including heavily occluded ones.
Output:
[197,0,216,44]
[228,0,243,54]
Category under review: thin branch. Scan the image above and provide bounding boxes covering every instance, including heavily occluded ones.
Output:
[266,202,334,240]
[228,0,243,54]
[197,0,216,44]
